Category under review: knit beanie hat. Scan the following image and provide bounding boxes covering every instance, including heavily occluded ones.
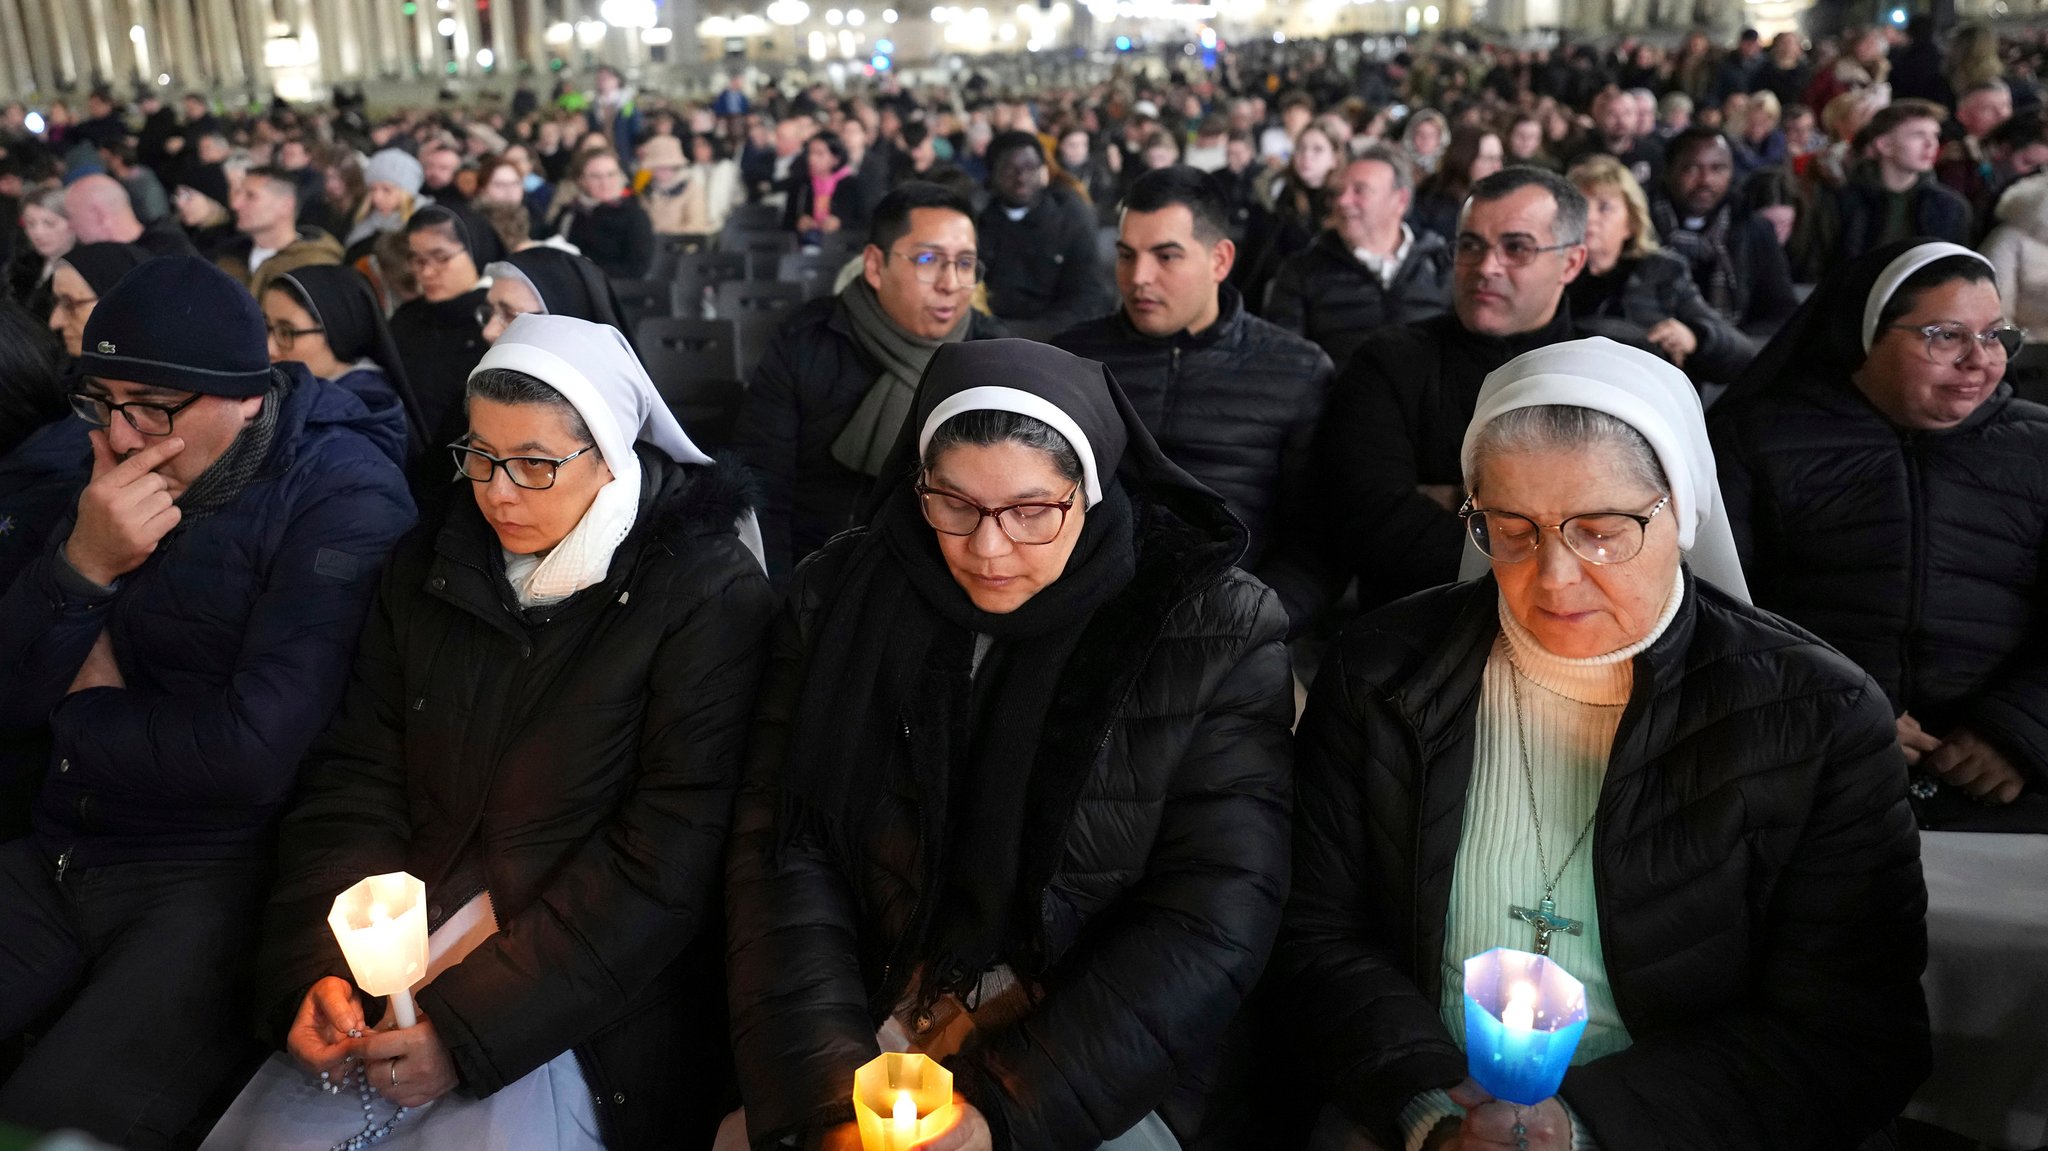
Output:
[178,162,233,211]
[365,148,425,197]
[78,256,273,397]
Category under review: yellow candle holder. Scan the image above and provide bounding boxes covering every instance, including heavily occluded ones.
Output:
[853,1052,953,1151]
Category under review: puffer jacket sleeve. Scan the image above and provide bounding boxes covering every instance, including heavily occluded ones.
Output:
[1263,254,1311,337]
[417,544,773,1094]
[1560,677,1930,1150]
[1962,572,2048,785]
[948,575,1296,1151]
[1272,641,1466,1145]
[1654,256,1757,383]
[731,314,810,583]
[725,546,882,1146]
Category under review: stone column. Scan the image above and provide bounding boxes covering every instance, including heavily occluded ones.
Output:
[0,0,41,94]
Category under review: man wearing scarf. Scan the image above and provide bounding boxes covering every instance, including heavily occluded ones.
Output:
[0,257,414,1147]
[1649,129,1798,340]
[733,181,1007,582]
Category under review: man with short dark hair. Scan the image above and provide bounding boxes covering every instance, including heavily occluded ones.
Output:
[1938,80,2021,232]
[733,182,1007,580]
[1651,129,1797,339]
[1567,87,1665,187]
[216,166,342,297]
[1266,146,1453,367]
[1315,167,1587,611]
[975,130,1116,335]
[1796,99,1971,277]
[419,140,469,208]
[0,256,413,1147]
[1053,166,1336,628]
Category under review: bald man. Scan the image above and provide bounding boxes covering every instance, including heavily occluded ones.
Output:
[64,174,195,260]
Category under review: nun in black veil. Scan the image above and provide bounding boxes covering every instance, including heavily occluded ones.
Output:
[1711,237,2048,821]
[388,204,507,454]
[479,247,635,349]
[265,264,430,460]
[724,338,1294,1151]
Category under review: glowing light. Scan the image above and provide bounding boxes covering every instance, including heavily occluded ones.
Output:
[1114,33,1131,48]
[767,0,812,22]
[436,16,457,34]
[643,26,674,42]
[883,7,899,19]
[826,7,843,21]
[476,47,494,65]
[848,8,866,23]
[599,0,659,26]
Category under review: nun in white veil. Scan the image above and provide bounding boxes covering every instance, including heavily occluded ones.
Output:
[1281,336,1927,1151]
[208,314,775,1151]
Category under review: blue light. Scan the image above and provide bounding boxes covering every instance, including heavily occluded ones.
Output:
[1114,34,1131,49]
[1462,949,1588,1107]
[1889,6,1906,20]
[876,37,894,52]
[872,53,891,69]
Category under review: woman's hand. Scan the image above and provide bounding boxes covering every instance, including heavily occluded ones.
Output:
[1896,712,1941,767]
[820,213,842,234]
[1444,1079,1573,1151]
[909,1096,992,1151]
[1644,319,1698,366]
[797,214,817,231]
[357,1017,460,1109]
[286,976,368,1081]
[1926,727,2028,805]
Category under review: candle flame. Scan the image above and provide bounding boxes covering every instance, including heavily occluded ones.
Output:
[1502,981,1537,1032]
[892,1088,917,1131]
[369,901,391,924]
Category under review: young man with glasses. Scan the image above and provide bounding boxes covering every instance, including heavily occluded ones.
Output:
[733,181,1008,581]
[1315,166,1588,614]
[0,257,415,1146]
[1054,165,1338,633]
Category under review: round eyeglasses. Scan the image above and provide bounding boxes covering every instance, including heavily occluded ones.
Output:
[1883,321,2025,366]
[449,442,598,490]
[1459,495,1669,566]
[916,481,1079,545]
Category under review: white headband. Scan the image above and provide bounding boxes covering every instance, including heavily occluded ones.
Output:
[918,385,1104,505]
[1861,242,1994,352]
[483,262,548,315]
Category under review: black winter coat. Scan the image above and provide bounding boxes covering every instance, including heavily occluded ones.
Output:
[730,294,1008,582]
[726,485,1295,1151]
[1568,250,1757,383]
[1796,168,1972,281]
[1264,228,1454,369]
[1313,308,1574,612]
[1712,377,2048,784]
[561,197,657,280]
[1277,572,1930,1150]
[1052,287,1338,629]
[390,288,490,485]
[976,185,1117,333]
[1647,196,1800,340]
[255,450,773,1150]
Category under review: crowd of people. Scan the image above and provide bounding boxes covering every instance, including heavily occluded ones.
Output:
[0,15,2041,1151]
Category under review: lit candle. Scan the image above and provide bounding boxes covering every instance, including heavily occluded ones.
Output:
[1462,947,1589,1107]
[1500,980,1538,1065]
[327,873,429,1029]
[854,1052,951,1151]
[892,1089,918,1147]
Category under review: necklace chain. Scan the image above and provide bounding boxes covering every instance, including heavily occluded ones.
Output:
[1507,657,1600,900]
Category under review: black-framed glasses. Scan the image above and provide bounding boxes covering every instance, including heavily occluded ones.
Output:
[1453,234,1581,268]
[69,389,203,437]
[476,301,538,330]
[1884,321,2026,365]
[1458,494,1670,565]
[916,481,1079,544]
[449,441,598,490]
[887,248,984,286]
[267,321,324,351]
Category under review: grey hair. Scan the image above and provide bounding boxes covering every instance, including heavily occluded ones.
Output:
[1465,405,1667,496]
[24,185,67,216]
[1351,143,1416,194]
[465,367,596,449]
[1462,166,1588,247]
[921,410,1088,506]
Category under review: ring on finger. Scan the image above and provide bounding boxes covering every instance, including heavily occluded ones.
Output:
[390,1058,400,1087]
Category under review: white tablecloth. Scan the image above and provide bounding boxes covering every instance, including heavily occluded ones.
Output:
[1904,831,2048,1150]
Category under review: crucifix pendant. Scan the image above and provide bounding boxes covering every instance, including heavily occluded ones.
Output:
[1510,894,1583,957]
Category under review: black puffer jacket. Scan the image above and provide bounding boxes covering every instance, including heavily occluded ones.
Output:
[977,185,1117,333]
[1277,572,1929,1151]
[725,482,1294,1151]
[1052,287,1337,628]
[254,451,774,1150]
[730,294,1008,582]
[1712,377,2048,784]
[1568,250,1758,383]
[1264,228,1454,369]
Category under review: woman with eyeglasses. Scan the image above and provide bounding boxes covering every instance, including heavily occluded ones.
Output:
[217,314,771,1151]
[1280,337,1929,1151]
[477,247,635,349]
[45,242,149,361]
[388,205,507,478]
[1713,239,2048,824]
[724,338,1292,1151]
[263,265,428,460]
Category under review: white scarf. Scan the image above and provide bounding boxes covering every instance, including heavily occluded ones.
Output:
[1456,336,1752,603]
[474,315,765,606]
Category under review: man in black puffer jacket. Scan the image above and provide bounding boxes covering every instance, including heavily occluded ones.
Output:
[1265,147,1454,369]
[977,131,1118,337]
[1054,167,1337,631]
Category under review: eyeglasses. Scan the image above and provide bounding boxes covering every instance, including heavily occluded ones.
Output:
[887,248,984,286]
[915,481,1079,544]
[1884,321,2026,365]
[69,389,203,437]
[268,321,324,351]
[1458,495,1670,566]
[407,247,466,272]
[1453,234,1581,268]
[449,442,598,490]
[475,302,538,331]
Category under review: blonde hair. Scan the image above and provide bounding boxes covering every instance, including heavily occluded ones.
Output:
[1748,89,1783,130]
[1568,154,1659,258]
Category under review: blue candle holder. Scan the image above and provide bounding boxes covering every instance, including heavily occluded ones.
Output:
[1463,947,1589,1106]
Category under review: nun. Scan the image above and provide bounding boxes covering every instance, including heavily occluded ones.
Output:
[264,264,430,459]
[388,204,507,455]
[1279,337,1929,1151]
[479,247,635,348]
[211,315,774,1150]
[46,242,149,360]
[724,339,1294,1150]
[1712,239,2048,822]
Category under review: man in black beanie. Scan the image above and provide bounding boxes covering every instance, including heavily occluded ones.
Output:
[0,256,416,1147]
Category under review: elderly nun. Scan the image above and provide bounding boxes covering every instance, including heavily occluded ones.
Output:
[724,338,1294,1151]
[479,247,637,348]
[1278,337,1929,1151]
[211,314,773,1150]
